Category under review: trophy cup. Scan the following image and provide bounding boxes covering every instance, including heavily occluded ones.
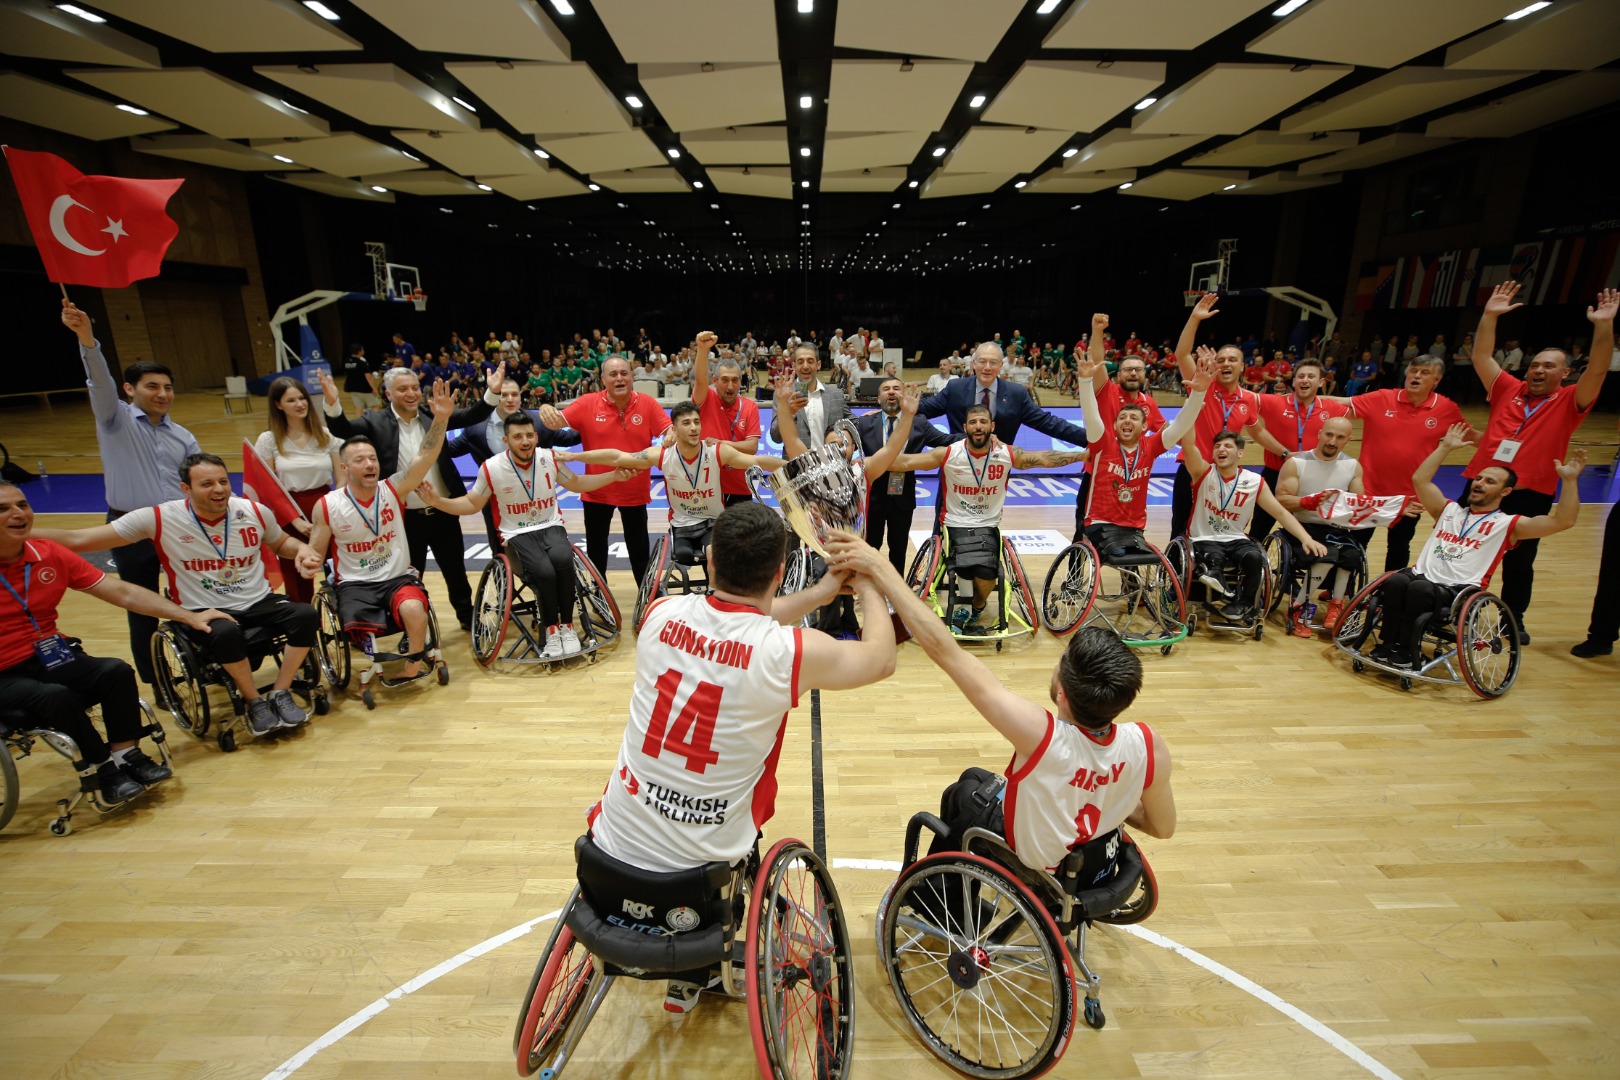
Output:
[747,418,910,642]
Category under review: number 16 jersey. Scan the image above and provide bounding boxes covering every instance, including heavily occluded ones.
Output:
[589,592,804,872]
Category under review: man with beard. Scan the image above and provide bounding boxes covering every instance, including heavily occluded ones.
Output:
[1368,423,1586,670]
[769,343,850,449]
[1274,415,1372,635]
[1249,358,1349,540]
[1075,324,1167,540]
[854,377,959,576]
[690,330,763,506]
[1461,283,1615,641]
[447,380,579,553]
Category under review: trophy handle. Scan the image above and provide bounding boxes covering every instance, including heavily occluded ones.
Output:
[745,464,771,503]
[833,417,865,485]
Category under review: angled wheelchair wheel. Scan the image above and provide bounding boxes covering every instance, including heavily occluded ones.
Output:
[634,536,670,634]
[1162,535,1193,599]
[515,888,598,1078]
[1254,558,1274,640]
[1,739,18,833]
[905,535,941,600]
[1000,537,1037,634]
[571,547,621,643]
[779,548,815,629]
[473,555,514,667]
[1261,532,1291,619]
[880,852,1075,1080]
[151,626,210,737]
[1335,571,1395,654]
[748,839,855,1080]
[1093,839,1159,926]
[314,587,351,691]
[1456,591,1520,699]
[1039,542,1097,636]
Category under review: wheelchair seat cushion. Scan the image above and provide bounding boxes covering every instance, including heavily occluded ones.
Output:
[669,521,714,568]
[945,526,1000,580]
[573,835,736,941]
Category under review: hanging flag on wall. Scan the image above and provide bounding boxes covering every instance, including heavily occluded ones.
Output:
[2,145,183,288]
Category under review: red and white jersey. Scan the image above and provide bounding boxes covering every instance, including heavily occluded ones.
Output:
[941,441,1011,528]
[660,442,725,528]
[317,481,410,583]
[1413,503,1519,588]
[473,450,563,541]
[112,498,281,611]
[1084,430,1167,531]
[1004,714,1155,873]
[1188,467,1262,543]
[589,593,804,872]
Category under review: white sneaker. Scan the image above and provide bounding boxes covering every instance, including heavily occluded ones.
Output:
[559,626,582,655]
[539,626,565,660]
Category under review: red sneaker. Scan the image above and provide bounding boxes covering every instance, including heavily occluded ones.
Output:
[1323,598,1346,633]
[1289,604,1313,638]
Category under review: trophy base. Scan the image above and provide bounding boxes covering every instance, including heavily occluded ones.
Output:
[889,603,912,646]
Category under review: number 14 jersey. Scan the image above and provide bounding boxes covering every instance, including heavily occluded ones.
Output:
[589,592,804,872]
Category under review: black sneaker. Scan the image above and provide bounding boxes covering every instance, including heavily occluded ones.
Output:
[96,760,145,804]
[267,688,306,728]
[118,747,172,786]
[1517,629,1531,646]
[1571,638,1613,659]
[246,698,281,737]
[1369,642,1398,664]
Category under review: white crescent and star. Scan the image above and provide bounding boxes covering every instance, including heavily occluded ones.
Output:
[48,194,127,257]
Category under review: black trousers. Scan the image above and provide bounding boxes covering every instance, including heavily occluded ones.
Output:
[1171,462,1193,539]
[1383,511,1420,572]
[722,493,753,508]
[866,490,916,576]
[107,510,159,685]
[1247,466,1281,540]
[192,594,318,665]
[1495,487,1555,621]
[405,507,474,624]
[1586,502,1620,645]
[0,650,140,764]
[1193,539,1266,606]
[507,528,577,627]
[583,502,651,586]
[1377,568,1454,649]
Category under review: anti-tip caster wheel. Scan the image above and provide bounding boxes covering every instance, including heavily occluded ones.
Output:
[313,693,330,716]
[50,818,71,836]
[1400,676,1413,691]
[362,688,376,710]
[218,728,237,753]
[1253,624,1264,641]
[436,662,450,685]
[1352,657,1365,673]
[1160,644,1174,656]
[1083,996,1105,1030]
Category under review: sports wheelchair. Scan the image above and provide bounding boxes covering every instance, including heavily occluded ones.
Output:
[514,834,854,1079]
[1164,535,1273,640]
[150,621,328,753]
[877,812,1158,1078]
[634,521,713,633]
[1039,534,1187,653]
[906,527,1038,649]
[1260,530,1368,637]
[1,699,171,836]
[314,570,447,710]
[472,544,622,666]
[1333,571,1521,698]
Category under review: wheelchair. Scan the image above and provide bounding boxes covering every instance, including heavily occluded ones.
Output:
[1260,530,1368,636]
[876,812,1158,1078]
[1,698,171,836]
[472,544,622,666]
[1164,535,1272,640]
[1333,571,1521,698]
[634,521,713,633]
[1039,535,1187,654]
[905,527,1038,649]
[313,570,448,710]
[150,621,328,753]
[514,834,854,1079]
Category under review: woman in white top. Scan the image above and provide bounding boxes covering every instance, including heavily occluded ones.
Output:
[254,376,342,604]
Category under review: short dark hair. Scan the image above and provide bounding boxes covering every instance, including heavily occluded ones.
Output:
[1057,627,1144,730]
[1480,464,1518,490]
[710,502,786,596]
[965,403,991,421]
[123,360,173,387]
[1293,358,1324,377]
[340,435,376,458]
[179,451,227,487]
[1213,429,1246,450]
[670,400,701,424]
[502,411,536,435]
[1116,403,1147,423]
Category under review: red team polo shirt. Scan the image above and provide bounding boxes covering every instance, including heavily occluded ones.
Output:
[561,390,673,507]
[1256,393,1349,471]
[1177,385,1261,464]
[1462,372,1592,495]
[1095,381,1166,431]
[698,391,762,497]
[1086,429,1168,531]
[1347,389,1464,498]
[0,540,105,670]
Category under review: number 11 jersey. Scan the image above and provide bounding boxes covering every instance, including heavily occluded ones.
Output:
[588,592,804,872]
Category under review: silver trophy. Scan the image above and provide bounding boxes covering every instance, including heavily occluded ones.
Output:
[746,418,866,558]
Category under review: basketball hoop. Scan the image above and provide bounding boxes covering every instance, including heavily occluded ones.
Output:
[410,289,427,312]
[1183,290,1204,309]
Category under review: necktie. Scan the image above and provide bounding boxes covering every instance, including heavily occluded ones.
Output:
[981,386,991,415]
[885,414,895,440]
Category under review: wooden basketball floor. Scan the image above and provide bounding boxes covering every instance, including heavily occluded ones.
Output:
[3,394,1618,1080]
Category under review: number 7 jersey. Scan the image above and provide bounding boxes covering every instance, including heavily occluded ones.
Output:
[588,592,804,872]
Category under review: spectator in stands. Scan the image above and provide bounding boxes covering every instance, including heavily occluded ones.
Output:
[343,342,380,413]
[1345,350,1379,396]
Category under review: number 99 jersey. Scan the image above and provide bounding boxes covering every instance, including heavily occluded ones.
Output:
[588,592,804,873]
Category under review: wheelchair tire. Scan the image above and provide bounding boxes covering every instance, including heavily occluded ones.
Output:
[472,555,514,667]
[1456,591,1521,699]
[880,851,1075,1080]
[1,742,18,833]
[1000,537,1037,634]
[779,548,815,628]
[748,839,855,1080]
[1335,571,1396,653]
[571,547,621,643]
[152,626,210,738]
[633,536,670,634]
[905,535,940,599]
[1261,532,1290,620]
[515,889,596,1078]
[1039,542,1097,636]
[1093,838,1159,926]
[314,588,351,691]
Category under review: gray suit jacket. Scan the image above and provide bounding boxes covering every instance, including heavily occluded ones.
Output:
[768,382,852,445]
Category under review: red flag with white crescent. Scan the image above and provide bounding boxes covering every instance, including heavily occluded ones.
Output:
[2,146,182,288]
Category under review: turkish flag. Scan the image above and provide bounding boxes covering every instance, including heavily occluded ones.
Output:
[242,438,304,587]
[2,146,183,288]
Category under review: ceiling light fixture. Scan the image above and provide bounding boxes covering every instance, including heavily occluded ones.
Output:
[798,0,813,12]
[115,103,149,115]
[549,0,574,14]
[1014,180,1027,188]
[370,185,387,193]
[800,180,809,188]
[694,180,704,188]
[1134,97,1157,110]
[533,147,550,159]
[401,151,420,160]
[625,95,643,108]
[969,94,987,108]
[668,147,681,158]
[1272,0,1309,15]
[700,61,714,72]
[303,1,340,20]
[1118,181,1133,190]
[1223,183,1237,191]
[800,146,811,157]
[908,180,919,188]
[1062,148,1078,159]
[453,96,477,112]
[273,154,295,164]
[588,183,601,191]
[280,100,308,114]
[932,146,947,157]
[476,183,493,191]
[900,58,914,72]
[1504,2,1550,18]
[56,4,105,23]
[1037,0,1061,13]
[439,207,452,214]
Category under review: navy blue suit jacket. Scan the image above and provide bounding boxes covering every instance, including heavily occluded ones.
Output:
[918,377,1087,447]
[854,410,960,502]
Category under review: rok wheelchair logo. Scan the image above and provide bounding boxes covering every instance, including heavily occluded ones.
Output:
[622,898,655,920]
[608,897,673,936]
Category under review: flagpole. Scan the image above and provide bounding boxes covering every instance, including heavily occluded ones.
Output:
[58,283,68,301]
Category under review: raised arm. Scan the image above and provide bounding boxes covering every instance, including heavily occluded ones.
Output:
[1576,289,1618,411]
[716,445,785,474]
[772,373,811,458]
[1471,280,1520,392]
[690,330,718,406]
[556,446,655,470]
[1514,451,1586,539]
[793,571,898,691]
[861,385,920,478]
[1089,312,1110,395]
[319,369,361,436]
[1412,422,1469,519]
[1075,351,1106,440]
[1007,444,1087,470]
[1161,347,1216,446]
[396,379,454,493]
[1174,292,1220,381]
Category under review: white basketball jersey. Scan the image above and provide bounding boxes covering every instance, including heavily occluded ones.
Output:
[941,441,1011,528]
[1188,468,1263,543]
[660,443,725,528]
[1004,715,1155,873]
[113,498,282,611]
[473,450,563,541]
[317,481,410,582]
[1290,451,1360,525]
[1414,503,1519,587]
[589,593,803,872]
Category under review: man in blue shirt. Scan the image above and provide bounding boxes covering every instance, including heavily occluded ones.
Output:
[1345,350,1380,396]
[391,332,415,365]
[62,299,200,687]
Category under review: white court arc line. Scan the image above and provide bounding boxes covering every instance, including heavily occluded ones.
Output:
[261,861,1404,1080]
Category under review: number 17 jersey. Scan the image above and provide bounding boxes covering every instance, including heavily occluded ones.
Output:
[588,592,804,872]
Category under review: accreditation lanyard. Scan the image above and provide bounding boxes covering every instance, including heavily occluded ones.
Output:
[0,563,44,634]
[1455,509,1499,544]
[1294,398,1317,449]
[345,487,383,538]
[1215,389,1245,430]
[188,503,231,564]
[1513,395,1551,437]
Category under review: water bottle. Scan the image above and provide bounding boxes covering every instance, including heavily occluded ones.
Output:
[1303,602,1318,626]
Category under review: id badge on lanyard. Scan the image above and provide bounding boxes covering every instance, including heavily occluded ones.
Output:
[2,564,75,669]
